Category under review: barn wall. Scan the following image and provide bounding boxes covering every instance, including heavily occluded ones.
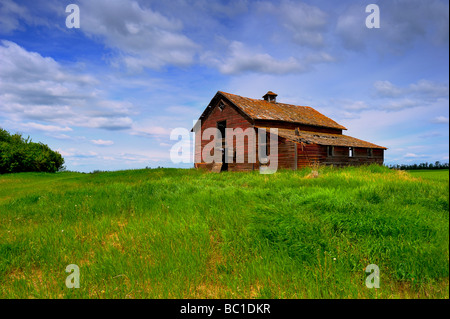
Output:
[196,99,255,171]
[295,144,384,168]
[259,136,296,170]
[297,143,327,169]
[322,146,384,167]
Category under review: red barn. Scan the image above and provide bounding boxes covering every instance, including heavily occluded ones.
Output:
[193,91,387,172]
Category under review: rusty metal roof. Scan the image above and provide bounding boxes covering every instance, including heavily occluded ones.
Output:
[219,91,347,130]
[258,127,387,149]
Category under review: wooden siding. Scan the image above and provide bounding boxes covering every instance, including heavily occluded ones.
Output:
[296,144,384,169]
[297,143,326,168]
[257,135,297,171]
[196,98,255,171]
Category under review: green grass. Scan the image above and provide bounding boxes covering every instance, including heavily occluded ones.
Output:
[408,169,450,181]
[0,166,448,299]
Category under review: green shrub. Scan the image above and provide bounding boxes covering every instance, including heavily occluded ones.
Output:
[0,128,64,174]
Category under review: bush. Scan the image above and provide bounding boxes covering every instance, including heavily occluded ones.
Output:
[0,128,65,174]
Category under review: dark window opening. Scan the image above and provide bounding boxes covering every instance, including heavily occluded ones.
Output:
[367,148,373,157]
[217,121,227,171]
[217,121,226,139]
[327,146,334,157]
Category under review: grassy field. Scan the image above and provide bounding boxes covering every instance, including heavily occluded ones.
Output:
[0,165,448,299]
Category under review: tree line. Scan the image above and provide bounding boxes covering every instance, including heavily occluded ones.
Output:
[387,161,449,170]
[0,128,65,174]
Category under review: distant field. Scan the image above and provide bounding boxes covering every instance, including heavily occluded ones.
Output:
[0,166,448,298]
[408,169,450,181]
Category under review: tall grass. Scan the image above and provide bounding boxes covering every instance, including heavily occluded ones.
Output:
[0,166,448,298]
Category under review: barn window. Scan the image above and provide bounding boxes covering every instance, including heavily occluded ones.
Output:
[349,147,354,157]
[367,148,373,157]
[327,146,334,157]
[260,132,269,161]
[218,101,225,111]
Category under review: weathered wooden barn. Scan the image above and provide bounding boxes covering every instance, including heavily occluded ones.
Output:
[194,91,387,172]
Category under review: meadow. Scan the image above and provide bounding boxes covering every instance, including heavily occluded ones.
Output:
[0,165,448,298]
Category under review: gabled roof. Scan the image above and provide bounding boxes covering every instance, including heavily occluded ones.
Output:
[215,91,347,130]
[260,127,387,149]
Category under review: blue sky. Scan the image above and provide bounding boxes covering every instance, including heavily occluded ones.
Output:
[0,0,448,172]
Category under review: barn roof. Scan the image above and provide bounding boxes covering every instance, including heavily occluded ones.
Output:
[258,127,387,149]
[217,91,347,130]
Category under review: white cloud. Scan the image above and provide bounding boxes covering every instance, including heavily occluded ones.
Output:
[336,0,449,52]
[20,122,73,132]
[130,124,172,137]
[335,4,369,51]
[219,42,304,75]
[0,40,135,131]
[159,142,171,147]
[409,80,450,98]
[0,0,31,33]
[91,139,114,146]
[404,153,429,159]
[82,117,133,131]
[431,116,449,124]
[419,131,443,139]
[331,99,370,112]
[381,99,420,111]
[56,148,98,158]
[374,80,449,99]
[371,79,449,111]
[202,41,334,75]
[260,0,328,48]
[373,81,403,98]
[79,0,198,71]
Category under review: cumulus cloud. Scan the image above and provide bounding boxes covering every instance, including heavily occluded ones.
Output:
[130,125,172,137]
[431,116,449,124]
[219,42,304,74]
[374,80,449,99]
[409,80,450,99]
[0,0,32,33]
[260,0,328,48]
[202,41,334,75]
[373,81,404,98]
[335,5,368,51]
[78,0,198,71]
[371,79,449,111]
[0,40,135,131]
[91,139,114,146]
[332,99,371,112]
[404,153,429,159]
[20,122,73,132]
[381,99,421,111]
[336,0,449,52]
[57,149,98,158]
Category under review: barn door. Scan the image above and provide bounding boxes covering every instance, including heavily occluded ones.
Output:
[217,121,228,171]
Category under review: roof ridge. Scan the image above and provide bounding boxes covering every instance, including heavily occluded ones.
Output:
[216,90,347,131]
[220,91,311,107]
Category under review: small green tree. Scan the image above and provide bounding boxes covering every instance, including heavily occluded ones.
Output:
[0,128,65,174]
